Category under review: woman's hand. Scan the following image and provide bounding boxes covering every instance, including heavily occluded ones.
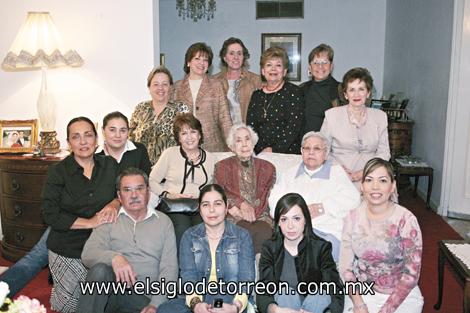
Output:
[96,202,119,224]
[240,202,256,222]
[166,193,196,199]
[261,147,273,153]
[194,302,212,313]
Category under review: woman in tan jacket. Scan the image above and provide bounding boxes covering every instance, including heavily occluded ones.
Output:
[173,42,232,152]
[212,37,262,124]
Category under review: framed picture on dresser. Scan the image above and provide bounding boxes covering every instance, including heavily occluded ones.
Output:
[261,33,302,81]
[0,119,38,153]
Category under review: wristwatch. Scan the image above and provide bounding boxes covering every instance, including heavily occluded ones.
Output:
[189,297,202,312]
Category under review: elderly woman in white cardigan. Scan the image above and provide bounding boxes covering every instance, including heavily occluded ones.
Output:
[268,131,360,261]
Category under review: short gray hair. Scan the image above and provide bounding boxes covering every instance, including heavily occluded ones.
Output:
[301,131,331,153]
[226,123,259,150]
[115,167,149,190]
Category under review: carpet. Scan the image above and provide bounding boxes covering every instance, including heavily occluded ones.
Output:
[0,190,465,313]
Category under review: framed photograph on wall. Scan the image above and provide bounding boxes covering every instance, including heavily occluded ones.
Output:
[261,33,302,81]
[0,119,38,153]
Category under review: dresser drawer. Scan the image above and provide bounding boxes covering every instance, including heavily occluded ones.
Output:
[2,224,46,250]
[2,197,45,226]
[1,172,46,199]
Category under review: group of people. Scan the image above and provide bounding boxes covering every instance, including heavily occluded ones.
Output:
[0,37,423,313]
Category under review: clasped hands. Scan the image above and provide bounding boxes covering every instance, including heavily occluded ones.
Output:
[229,202,256,222]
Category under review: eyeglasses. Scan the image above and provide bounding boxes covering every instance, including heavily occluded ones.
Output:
[120,185,147,194]
[301,146,325,153]
[312,60,330,66]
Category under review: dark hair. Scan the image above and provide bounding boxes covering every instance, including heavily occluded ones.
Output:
[260,47,289,82]
[66,116,97,140]
[147,66,174,87]
[219,37,250,68]
[116,167,149,190]
[362,158,395,183]
[184,42,213,74]
[272,193,319,242]
[198,184,227,206]
[342,67,374,92]
[173,113,204,145]
[102,111,129,129]
[308,43,334,63]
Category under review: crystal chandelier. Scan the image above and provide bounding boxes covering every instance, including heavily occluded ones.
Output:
[176,0,217,21]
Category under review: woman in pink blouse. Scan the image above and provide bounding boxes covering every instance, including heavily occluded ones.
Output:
[320,68,390,185]
[339,158,423,313]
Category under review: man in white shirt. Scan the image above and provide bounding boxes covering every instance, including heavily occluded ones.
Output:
[269,131,360,261]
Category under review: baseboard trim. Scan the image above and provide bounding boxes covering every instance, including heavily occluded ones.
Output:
[447,211,470,221]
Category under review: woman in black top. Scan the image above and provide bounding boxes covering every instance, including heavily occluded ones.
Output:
[257,193,343,313]
[247,47,303,154]
[43,117,120,313]
[97,111,152,175]
[301,44,340,134]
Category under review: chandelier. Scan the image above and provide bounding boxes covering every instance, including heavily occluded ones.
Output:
[176,0,217,22]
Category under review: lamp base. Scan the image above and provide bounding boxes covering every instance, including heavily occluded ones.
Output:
[38,131,60,154]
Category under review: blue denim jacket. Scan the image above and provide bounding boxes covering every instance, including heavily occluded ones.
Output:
[179,221,255,303]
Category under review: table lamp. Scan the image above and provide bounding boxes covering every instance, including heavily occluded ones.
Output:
[2,11,83,154]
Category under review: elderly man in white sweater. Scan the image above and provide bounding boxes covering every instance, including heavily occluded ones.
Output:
[268,131,360,261]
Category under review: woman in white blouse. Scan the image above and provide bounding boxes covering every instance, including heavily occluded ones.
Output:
[320,67,390,185]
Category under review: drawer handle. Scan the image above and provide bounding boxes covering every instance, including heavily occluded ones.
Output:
[14,204,23,217]
[11,179,20,191]
[15,232,25,242]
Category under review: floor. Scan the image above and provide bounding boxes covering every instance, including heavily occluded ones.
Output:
[444,216,470,240]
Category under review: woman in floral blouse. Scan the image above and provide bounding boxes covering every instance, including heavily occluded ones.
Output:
[129,66,189,165]
[339,158,423,313]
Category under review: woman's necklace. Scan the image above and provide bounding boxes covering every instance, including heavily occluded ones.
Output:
[186,149,201,163]
[263,92,277,119]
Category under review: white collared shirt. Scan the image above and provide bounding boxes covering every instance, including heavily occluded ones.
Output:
[118,204,159,224]
[96,140,137,163]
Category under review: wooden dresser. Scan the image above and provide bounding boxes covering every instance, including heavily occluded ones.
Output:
[0,155,61,261]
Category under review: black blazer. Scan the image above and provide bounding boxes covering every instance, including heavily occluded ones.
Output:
[257,235,344,313]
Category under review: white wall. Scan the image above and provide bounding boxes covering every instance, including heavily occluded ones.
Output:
[158,0,386,95]
[383,0,454,207]
[0,0,155,147]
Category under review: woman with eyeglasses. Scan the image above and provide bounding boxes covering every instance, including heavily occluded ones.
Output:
[339,158,423,313]
[301,44,341,134]
[320,67,390,186]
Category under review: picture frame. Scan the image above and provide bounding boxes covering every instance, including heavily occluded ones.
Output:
[261,33,302,81]
[0,119,38,153]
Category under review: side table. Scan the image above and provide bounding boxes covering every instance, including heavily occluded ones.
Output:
[434,240,470,312]
[0,154,61,261]
[395,163,433,208]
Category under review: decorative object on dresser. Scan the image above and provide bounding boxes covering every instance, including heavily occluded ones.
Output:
[388,120,414,161]
[0,119,38,153]
[1,11,84,154]
[0,155,61,261]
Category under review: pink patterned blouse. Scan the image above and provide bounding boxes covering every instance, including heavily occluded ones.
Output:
[339,202,422,313]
